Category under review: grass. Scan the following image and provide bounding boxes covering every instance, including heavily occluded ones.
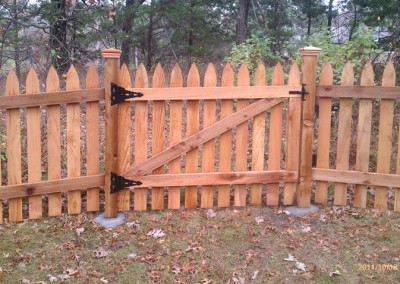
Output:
[0,206,399,283]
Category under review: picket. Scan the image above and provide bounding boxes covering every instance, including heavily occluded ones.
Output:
[218,63,234,207]
[267,63,284,206]
[234,63,250,207]
[134,64,149,211]
[117,64,131,211]
[334,61,354,206]
[47,67,62,216]
[66,65,82,214]
[353,63,373,208]
[315,62,333,204]
[6,70,22,222]
[185,64,201,208]
[250,63,267,205]
[283,63,301,205]
[201,64,217,208]
[375,61,395,210]
[168,64,184,209]
[86,65,101,212]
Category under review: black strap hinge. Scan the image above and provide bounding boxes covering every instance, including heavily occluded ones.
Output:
[289,84,309,101]
[110,172,142,194]
[111,83,144,105]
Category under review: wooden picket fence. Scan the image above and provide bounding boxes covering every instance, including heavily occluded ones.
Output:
[0,47,399,224]
[313,60,400,211]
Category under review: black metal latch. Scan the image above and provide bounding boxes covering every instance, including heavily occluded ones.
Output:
[289,83,309,101]
[111,83,144,105]
[110,172,142,194]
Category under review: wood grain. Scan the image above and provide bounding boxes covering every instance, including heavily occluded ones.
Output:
[47,67,62,216]
[283,63,301,205]
[201,64,217,208]
[334,61,354,206]
[185,64,201,208]
[234,63,250,207]
[250,63,266,205]
[218,63,234,207]
[133,64,149,211]
[353,63,373,208]
[26,68,42,219]
[117,64,131,211]
[316,85,400,99]
[86,65,101,212]
[66,65,81,214]
[314,62,333,204]
[267,63,284,206]
[168,64,184,209]
[151,64,166,210]
[6,70,22,222]
[375,61,395,210]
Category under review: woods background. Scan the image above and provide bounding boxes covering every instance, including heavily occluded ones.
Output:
[0,0,399,83]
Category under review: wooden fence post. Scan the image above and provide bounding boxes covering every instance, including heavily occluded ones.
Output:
[297,46,321,207]
[102,48,121,218]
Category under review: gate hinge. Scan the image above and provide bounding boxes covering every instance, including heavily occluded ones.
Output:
[110,172,142,194]
[289,84,309,101]
[111,83,144,105]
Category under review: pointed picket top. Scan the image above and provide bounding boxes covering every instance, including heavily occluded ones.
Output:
[135,63,148,88]
[271,62,284,85]
[237,63,250,86]
[46,66,60,92]
[221,63,234,87]
[204,63,217,87]
[86,64,99,89]
[170,63,183,87]
[320,62,334,85]
[66,64,80,90]
[118,63,131,88]
[152,63,166,88]
[341,61,354,86]
[360,62,374,87]
[254,63,266,86]
[382,61,396,87]
[26,68,40,95]
[187,63,200,87]
[6,69,19,97]
[288,62,301,86]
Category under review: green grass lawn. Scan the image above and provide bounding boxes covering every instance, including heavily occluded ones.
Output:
[0,206,399,283]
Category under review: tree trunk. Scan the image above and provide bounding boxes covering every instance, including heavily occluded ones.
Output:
[349,3,358,40]
[307,12,312,36]
[49,0,68,74]
[145,0,155,71]
[120,0,135,67]
[327,0,334,32]
[236,0,249,45]
[13,0,20,78]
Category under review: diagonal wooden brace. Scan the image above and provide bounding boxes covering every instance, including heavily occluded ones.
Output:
[121,97,287,179]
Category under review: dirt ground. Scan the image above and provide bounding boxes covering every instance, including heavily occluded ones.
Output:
[0,205,399,284]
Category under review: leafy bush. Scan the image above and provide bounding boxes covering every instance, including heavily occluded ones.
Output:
[227,32,281,73]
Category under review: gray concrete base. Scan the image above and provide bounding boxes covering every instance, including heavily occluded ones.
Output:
[94,212,125,228]
[284,204,320,216]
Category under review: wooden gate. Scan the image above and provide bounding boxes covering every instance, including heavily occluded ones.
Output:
[102,48,321,217]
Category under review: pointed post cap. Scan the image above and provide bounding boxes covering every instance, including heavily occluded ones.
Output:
[102,48,122,59]
[299,46,322,57]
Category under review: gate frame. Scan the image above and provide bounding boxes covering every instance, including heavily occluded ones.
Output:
[102,47,321,218]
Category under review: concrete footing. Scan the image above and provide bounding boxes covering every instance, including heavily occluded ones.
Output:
[94,212,125,228]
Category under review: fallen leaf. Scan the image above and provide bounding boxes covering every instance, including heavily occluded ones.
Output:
[100,277,109,283]
[76,227,85,236]
[127,253,137,258]
[94,250,111,258]
[252,270,259,280]
[127,221,139,228]
[284,254,296,262]
[147,229,165,238]
[255,216,264,225]
[329,270,340,276]
[301,226,311,233]
[48,274,57,282]
[296,261,306,271]
[205,209,216,218]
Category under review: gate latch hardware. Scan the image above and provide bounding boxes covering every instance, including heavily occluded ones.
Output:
[111,83,144,105]
[289,84,309,101]
[110,172,142,194]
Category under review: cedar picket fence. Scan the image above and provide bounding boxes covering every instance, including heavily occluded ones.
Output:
[0,47,399,224]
